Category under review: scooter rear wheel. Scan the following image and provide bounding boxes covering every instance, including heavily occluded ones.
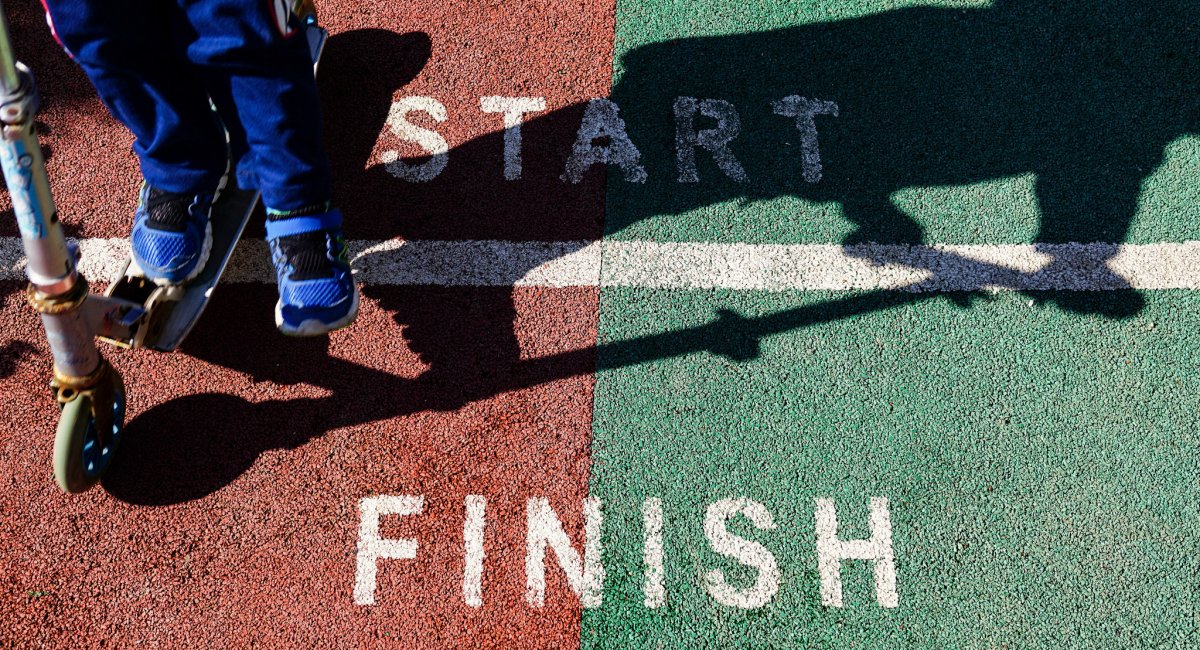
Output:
[52,369,126,493]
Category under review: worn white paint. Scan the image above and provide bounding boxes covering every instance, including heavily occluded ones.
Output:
[814,496,898,608]
[675,97,748,183]
[6,237,1200,291]
[525,497,605,608]
[348,239,599,287]
[354,495,424,606]
[703,498,780,609]
[772,96,839,183]
[642,497,665,608]
[562,99,648,184]
[381,97,450,182]
[480,96,547,180]
[463,495,487,608]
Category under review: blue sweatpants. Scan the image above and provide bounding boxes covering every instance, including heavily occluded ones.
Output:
[41,0,331,212]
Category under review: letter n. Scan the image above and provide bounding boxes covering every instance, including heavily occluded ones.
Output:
[525,497,605,608]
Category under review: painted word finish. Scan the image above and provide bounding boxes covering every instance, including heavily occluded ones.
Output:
[380,96,839,184]
[353,495,898,610]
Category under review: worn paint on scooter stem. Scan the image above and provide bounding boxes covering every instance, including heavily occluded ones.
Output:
[0,139,47,240]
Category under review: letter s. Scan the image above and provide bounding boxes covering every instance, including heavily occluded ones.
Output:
[703,498,780,609]
[381,96,449,182]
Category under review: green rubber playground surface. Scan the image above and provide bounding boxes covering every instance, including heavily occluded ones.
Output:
[583,0,1200,646]
[587,290,1200,647]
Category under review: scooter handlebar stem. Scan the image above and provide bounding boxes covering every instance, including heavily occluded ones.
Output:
[0,0,99,381]
[0,1,22,97]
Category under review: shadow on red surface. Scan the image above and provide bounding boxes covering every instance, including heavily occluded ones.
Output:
[5,2,1193,502]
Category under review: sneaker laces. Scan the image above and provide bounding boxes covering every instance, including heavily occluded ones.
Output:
[144,188,195,232]
[277,232,336,281]
[269,202,340,281]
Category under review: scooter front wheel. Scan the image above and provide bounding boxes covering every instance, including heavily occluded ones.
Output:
[52,367,125,493]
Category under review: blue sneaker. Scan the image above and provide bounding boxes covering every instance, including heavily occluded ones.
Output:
[130,182,218,285]
[265,207,359,336]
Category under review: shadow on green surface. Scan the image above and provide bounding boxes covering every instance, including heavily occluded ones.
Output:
[611,0,1198,244]
[100,1,1198,503]
[605,0,1194,318]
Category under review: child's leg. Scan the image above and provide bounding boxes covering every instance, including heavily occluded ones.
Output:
[41,0,228,195]
[177,0,354,335]
[43,0,228,284]
[176,0,331,212]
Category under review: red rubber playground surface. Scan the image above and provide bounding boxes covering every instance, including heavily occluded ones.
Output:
[2,0,612,645]
[5,0,1200,647]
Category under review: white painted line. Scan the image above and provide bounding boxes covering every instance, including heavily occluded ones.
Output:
[3,237,1199,291]
[351,239,601,287]
[600,241,1200,291]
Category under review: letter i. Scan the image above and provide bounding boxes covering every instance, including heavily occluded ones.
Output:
[643,498,665,608]
[463,495,486,607]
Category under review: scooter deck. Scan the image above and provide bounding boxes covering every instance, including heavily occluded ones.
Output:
[101,184,260,352]
[99,24,327,353]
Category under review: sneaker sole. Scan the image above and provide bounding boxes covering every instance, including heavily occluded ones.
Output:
[274,286,360,337]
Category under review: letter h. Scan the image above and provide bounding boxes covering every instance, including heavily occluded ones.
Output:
[814,496,898,608]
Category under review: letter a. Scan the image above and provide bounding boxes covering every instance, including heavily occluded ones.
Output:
[562,99,648,184]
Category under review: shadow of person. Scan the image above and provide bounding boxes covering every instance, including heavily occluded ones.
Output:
[321,28,605,382]
[103,3,1199,503]
[355,0,1196,325]
[603,0,1198,317]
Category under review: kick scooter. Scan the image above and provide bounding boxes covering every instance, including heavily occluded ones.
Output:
[0,1,326,493]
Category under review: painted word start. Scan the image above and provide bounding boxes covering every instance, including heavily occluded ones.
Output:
[354,495,898,610]
[380,96,838,183]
